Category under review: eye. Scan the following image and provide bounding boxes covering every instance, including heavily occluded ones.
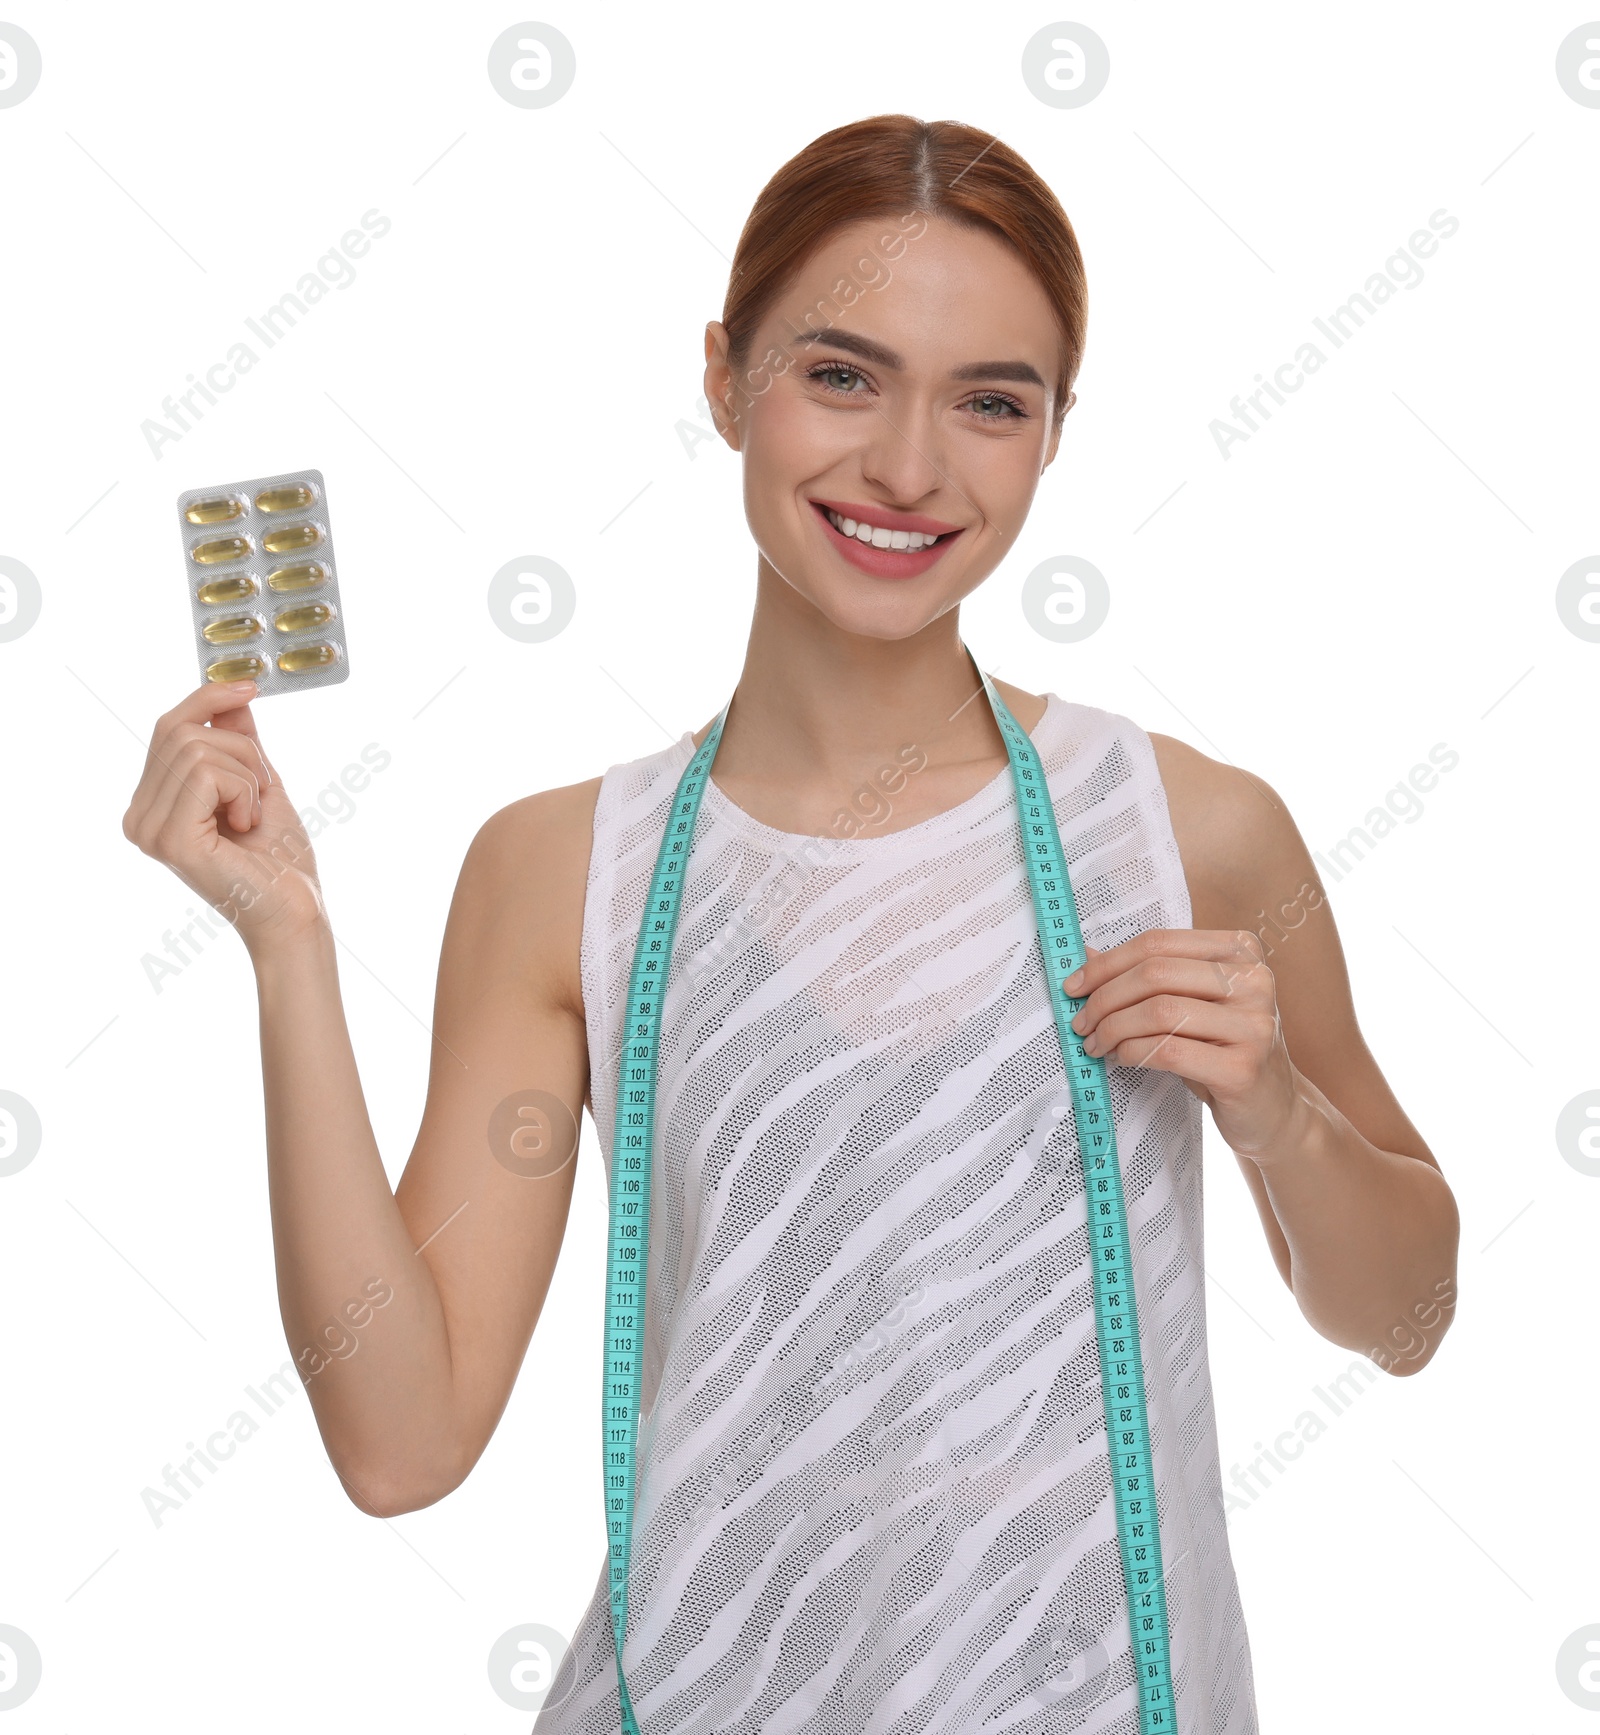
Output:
[805,361,871,397]
[965,391,1027,420]
[804,361,1029,421]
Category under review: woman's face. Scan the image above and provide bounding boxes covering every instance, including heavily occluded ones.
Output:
[704,212,1070,640]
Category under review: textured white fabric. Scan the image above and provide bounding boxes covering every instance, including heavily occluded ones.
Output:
[536,691,1258,1734]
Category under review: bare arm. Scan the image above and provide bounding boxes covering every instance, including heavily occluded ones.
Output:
[123,682,600,1516]
[1150,734,1460,1374]
[256,782,600,1515]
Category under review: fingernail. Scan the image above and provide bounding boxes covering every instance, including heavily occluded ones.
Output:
[230,680,255,692]
[1063,969,1084,991]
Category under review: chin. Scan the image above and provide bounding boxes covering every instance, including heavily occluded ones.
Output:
[773,562,957,645]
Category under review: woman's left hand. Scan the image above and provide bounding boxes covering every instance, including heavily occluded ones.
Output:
[1062,929,1305,1162]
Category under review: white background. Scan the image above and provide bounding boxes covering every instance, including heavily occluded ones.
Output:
[1,1,1596,1728]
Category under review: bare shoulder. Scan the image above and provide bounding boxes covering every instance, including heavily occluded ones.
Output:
[1147,729,1438,1175]
[455,774,604,1022]
[1146,732,1309,935]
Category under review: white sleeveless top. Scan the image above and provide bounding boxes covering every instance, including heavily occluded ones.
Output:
[535,692,1259,1735]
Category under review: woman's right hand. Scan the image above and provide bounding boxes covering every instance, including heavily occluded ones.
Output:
[122,681,327,956]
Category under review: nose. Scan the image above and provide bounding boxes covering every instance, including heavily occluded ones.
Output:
[855,397,949,509]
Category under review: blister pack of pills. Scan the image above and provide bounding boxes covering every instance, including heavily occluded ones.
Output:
[176,468,349,696]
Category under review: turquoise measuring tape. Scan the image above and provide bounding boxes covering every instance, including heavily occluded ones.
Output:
[601,646,1175,1734]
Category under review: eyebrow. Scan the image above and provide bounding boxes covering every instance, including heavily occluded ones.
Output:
[788,326,1047,390]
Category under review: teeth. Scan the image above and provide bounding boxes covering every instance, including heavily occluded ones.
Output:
[824,507,945,551]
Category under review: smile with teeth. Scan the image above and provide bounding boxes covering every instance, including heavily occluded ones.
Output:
[823,507,948,551]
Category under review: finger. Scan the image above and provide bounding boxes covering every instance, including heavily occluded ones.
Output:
[207,695,278,784]
[1058,940,1100,1001]
[216,745,261,833]
[166,752,259,842]
[1071,952,1272,1031]
[1100,1029,1238,1092]
[127,734,234,847]
[153,743,260,842]
[137,737,260,848]
[1061,927,1261,999]
[1079,995,1243,1060]
[157,728,267,832]
[134,682,264,816]
[210,694,259,744]
[172,714,275,789]
[154,679,260,747]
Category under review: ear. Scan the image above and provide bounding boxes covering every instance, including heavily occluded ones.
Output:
[703,321,744,452]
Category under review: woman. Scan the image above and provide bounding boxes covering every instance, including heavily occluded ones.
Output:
[123,115,1459,1733]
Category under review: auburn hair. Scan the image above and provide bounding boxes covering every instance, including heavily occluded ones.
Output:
[721,115,1088,423]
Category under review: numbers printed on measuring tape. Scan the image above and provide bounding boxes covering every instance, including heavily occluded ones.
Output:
[600,651,1175,1734]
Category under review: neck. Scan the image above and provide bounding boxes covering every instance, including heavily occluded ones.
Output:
[697,558,1038,826]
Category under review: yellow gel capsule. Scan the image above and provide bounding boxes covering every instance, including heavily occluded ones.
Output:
[184,495,246,526]
[205,652,269,683]
[201,613,265,645]
[255,483,317,514]
[273,601,336,634]
[277,641,340,674]
[266,560,327,593]
[195,573,259,606]
[191,534,254,566]
[262,522,322,555]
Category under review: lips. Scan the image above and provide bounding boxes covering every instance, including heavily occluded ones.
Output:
[808,498,965,582]
[809,498,963,537]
